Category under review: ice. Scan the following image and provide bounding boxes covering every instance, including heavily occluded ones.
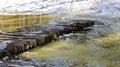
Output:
[0,0,119,16]
[0,40,12,50]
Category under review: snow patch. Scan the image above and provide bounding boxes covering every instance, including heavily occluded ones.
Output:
[0,40,12,50]
[0,0,120,16]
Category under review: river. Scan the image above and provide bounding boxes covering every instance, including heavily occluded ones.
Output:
[15,14,120,67]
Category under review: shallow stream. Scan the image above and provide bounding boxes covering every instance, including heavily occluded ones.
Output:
[18,15,120,67]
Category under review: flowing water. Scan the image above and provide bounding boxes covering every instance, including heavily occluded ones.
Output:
[1,14,120,67]
[19,15,120,67]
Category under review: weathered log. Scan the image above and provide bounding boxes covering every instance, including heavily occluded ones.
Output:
[0,20,95,59]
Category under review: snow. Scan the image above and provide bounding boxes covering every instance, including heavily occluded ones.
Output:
[0,0,120,16]
[0,40,12,50]
[93,0,120,15]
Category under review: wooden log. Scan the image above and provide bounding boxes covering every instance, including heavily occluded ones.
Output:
[0,20,95,58]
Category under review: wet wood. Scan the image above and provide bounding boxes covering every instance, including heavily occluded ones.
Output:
[0,20,95,58]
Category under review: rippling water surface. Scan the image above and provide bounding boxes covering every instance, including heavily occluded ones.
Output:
[18,15,120,67]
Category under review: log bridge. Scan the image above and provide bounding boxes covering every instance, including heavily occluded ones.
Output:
[0,20,95,58]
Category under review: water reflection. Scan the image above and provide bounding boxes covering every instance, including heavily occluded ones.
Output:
[0,14,60,32]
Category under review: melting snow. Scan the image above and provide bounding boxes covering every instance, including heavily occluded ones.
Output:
[0,40,12,50]
[0,0,120,15]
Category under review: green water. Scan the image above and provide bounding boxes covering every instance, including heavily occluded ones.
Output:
[20,32,120,67]
[18,15,120,67]
[0,14,61,32]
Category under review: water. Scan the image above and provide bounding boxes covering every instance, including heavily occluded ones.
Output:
[0,13,120,67]
[0,14,60,32]
[19,15,120,67]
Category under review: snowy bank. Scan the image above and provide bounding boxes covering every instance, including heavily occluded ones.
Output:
[0,0,120,15]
